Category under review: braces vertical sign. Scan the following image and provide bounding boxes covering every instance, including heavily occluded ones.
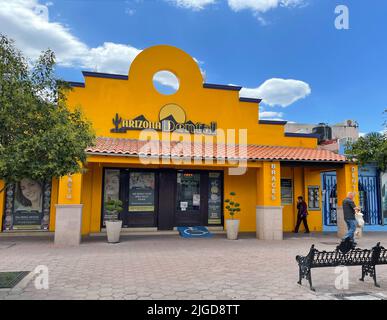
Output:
[66,175,73,200]
[271,163,277,201]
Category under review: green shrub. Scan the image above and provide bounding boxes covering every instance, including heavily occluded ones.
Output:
[224,192,241,220]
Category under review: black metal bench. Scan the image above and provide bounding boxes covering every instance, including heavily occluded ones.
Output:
[296,242,387,291]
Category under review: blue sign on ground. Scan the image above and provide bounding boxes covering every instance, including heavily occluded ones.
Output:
[177,226,213,238]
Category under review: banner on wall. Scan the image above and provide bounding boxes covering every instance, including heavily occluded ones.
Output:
[3,179,51,231]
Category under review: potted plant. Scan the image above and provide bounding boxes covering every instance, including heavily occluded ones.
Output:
[224,192,241,240]
[104,199,123,243]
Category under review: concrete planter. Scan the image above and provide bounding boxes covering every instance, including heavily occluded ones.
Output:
[226,219,240,240]
[106,220,123,243]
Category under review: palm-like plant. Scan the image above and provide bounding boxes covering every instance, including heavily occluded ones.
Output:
[104,199,123,221]
[224,192,241,220]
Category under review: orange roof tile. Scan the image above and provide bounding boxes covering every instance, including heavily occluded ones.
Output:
[86,137,348,162]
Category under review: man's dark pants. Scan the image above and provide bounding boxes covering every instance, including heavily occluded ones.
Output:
[344,219,357,241]
[295,215,310,233]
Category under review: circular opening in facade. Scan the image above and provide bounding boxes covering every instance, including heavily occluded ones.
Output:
[153,71,180,95]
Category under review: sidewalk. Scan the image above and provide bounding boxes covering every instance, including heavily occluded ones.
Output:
[324,225,387,232]
[0,232,386,300]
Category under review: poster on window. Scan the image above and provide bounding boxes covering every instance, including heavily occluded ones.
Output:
[308,186,320,210]
[193,194,200,206]
[129,172,155,212]
[2,179,51,231]
[281,179,293,205]
[104,170,120,202]
[103,169,121,224]
[208,172,222,225]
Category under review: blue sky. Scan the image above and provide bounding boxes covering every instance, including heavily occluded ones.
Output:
[1,0,386,133]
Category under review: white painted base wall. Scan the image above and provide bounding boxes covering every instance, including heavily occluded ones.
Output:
[256,206,283,240]
[54,204,83,246]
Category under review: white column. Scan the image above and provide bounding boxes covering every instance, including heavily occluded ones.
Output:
[54,204,83,246]
[256,206,283,240]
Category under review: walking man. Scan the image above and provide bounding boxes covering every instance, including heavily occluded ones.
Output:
[294,196,310,233]
[342,192,360,242]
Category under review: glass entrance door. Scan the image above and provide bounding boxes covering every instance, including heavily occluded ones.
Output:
[175,171,204,226]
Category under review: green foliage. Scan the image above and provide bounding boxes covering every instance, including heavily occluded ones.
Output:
[112,113,122,132]
[224,192,241,220]
[0,35,95,189]
[345,132,387,171]
[104,199,123,213]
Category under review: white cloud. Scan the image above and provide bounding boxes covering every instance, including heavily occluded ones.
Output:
[165,0,305,13]
[165,0,307,24]
[240,78,311,107]
[154,71,180,90]
[0,0,208,88]
[0,0,186,88]
[165,0,217,10]
[228,0,305,13]
[1,0,305,99]
[259,111,284,119]
[83,42,141,74]
[125,8,136,16]
[1,0,87,65]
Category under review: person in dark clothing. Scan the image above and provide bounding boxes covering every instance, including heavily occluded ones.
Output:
[294,196,310,233]
[342,192,360,242]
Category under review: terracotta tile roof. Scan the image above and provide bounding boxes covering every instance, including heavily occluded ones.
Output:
[86,137,348,162]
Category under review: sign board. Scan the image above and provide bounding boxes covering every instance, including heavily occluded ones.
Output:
[111,104,217,135]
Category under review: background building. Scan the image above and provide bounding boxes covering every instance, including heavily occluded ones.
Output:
[0,45,358,243]
[286,120,384,229]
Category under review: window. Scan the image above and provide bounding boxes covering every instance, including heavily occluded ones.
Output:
[103,169,121,225]
[153,71,180,95]
[3,179,51,231]
[308,186,320,210]
[208,172,222,225]
[128,172,155,212]
[281,179,293,205]
[176,172,201,212]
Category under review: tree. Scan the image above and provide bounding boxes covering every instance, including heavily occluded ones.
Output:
[0,34,95,191]
[345,132,387,171]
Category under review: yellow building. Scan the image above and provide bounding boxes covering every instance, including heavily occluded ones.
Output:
[0,45,358,240]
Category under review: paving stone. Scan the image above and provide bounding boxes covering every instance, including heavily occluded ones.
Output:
[1,233,387,300]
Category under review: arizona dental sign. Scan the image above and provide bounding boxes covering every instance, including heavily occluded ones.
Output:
[111,103,217,135]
